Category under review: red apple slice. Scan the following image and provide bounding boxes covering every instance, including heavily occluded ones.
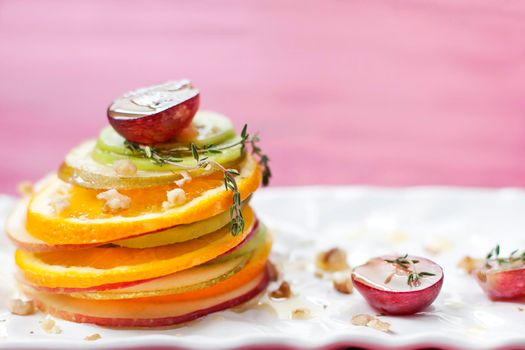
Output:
[352,255,444,315]
[108,80,199,144]
[27,267,269,327]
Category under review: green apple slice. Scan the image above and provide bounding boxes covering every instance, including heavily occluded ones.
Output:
[58,139,242,189]
[96,110,236,156]
[91,135,243,172]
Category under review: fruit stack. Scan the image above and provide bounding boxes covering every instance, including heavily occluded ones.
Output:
[6,80,272,327]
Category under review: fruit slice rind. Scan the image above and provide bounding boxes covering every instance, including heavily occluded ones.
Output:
[27,153,261,245]
[16,208,257,289]
[26,267,270,327]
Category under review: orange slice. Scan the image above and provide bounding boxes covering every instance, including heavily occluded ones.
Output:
[16,207,255,289]
[25,153,261,245]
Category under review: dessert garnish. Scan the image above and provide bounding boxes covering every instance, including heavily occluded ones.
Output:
[316,248,350,272]
[7,80,273,327]
[352,255,443,315]
[123,124,271,235]
[108,80,200,144]
[470,245,525,300]
[351,314,391,333]
[270,281,292,300]
[383,254,436,288]
[332,273,353,294]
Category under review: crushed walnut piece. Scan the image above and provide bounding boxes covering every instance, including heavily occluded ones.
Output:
[367,318,391,333]
[174,171,192,187]
[84,333,102,341]
[425,237,453,255]
[267,261,280,282]
[351,314,391,333]
[269,281,292,299]
[17,181,34,196]
[458,256,482,274]
[332,273,353,294]
[96,189,131,213]
[162,188,186,210]
[40,316,62,334]
[50,196,70,214]
[8,298,35,316]
[316,248,350,272]
[291,308,311,320]
[351,313,373,326]
[113,159,137,176]
[314,270,324,279]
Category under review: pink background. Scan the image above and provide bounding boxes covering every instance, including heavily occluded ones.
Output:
[1,0,525,195]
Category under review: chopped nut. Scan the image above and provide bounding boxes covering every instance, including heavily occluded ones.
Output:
[291,308,311,320]
[476,270,487,282]
[56,183,71,196]
[457,256,482,274]
[267,261,279,282]
[352,314,391,333]
[8,298,35,316]
[17,181,34,196]
[174,171,192,187]
[269,281,292,299]
[351,314,373,326]
[425,237,453,255]
[518,307,524,312]
[84,333,102,341]
[50,196,70,214]
[40,316,61,334]
[332,274,353,294]
[367,318,391,333]
[113,159,137,176]
[314,270,324,279]
[96,189,131,213]
[316,248,350,272]
[162,188,186,210]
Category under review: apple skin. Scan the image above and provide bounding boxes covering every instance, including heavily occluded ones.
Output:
[213,220,259,260]
[107,81,200,145]
[33,267,270,327]
[474,267,525,300]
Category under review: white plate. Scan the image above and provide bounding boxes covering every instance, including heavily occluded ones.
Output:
[1,186,525,350]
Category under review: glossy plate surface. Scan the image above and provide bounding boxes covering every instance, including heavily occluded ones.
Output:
[1,186,525,349]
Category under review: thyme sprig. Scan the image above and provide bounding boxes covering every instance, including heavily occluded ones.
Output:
[190,144,245,235]
[123,124,271,235]
[384,254,436,288]
[485,245,525,268]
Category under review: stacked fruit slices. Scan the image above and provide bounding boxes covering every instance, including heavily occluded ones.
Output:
[6,82,272,327]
